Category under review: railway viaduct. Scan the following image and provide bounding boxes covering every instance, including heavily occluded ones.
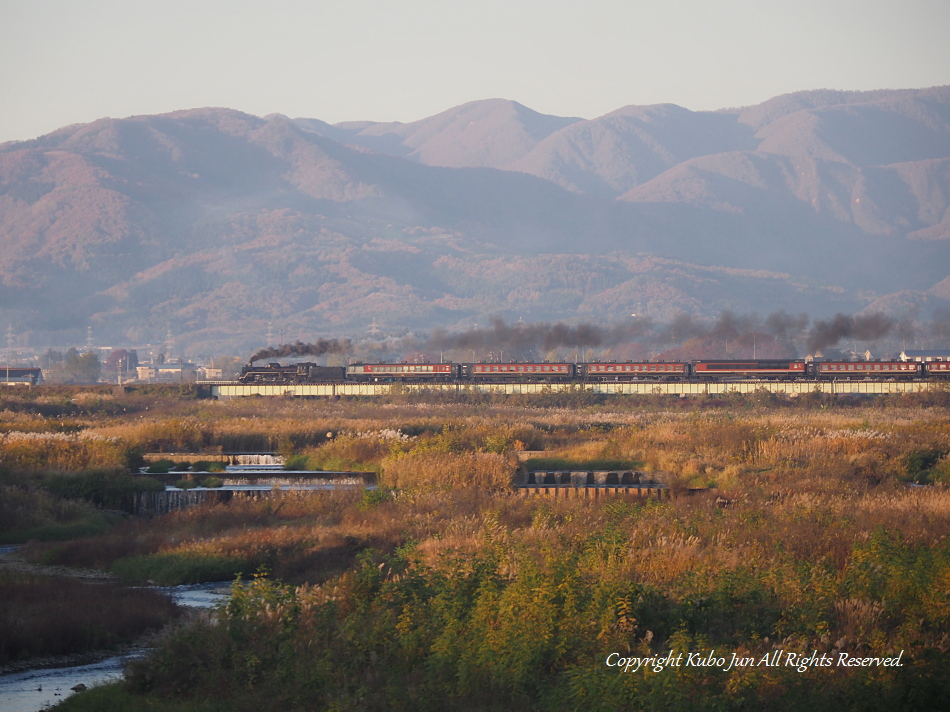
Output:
[202,380,946,398]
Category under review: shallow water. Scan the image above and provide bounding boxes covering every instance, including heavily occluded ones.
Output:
[154,580,232,608]
[0,651,145,712]
[0,581,230,711]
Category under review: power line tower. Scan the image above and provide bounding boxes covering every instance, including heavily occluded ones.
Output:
[86,326,94,351]
[5,324,13,366]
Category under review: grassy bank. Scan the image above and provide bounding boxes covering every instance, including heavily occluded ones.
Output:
[3,387,950,708]
[0,570,182,666]
[51,480,950,711]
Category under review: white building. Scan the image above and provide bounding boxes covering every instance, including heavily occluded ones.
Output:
[900,349,950,362]
[136,361,197,382]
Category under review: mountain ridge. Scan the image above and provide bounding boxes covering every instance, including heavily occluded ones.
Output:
[1,87,948,353]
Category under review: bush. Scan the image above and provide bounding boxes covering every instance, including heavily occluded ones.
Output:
[522,457,642,471]
[381,451,515,490]
[45,470,164,509]
[0,482,119,543]
[111,552,253,585]
[282,453,309,470]
[0,570,181,664]
[192,460,227,473]
[287,436,388,473]
[358,487,394,510]
[903,447,948,484]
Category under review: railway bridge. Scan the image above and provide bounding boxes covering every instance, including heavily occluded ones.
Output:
[203,380,945,398]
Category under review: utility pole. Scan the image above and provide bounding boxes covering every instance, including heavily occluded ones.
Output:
[4,325,12,384]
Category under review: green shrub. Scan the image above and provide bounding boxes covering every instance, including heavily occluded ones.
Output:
[929,455,950,485]
[45,470,164,509]
[903,447,948,483]
[111,552,252,585]
[146,459,175,474]
[358,487,393,510]
[44,683,222,712]
[522,457,642,471]
[283,453,309,470]
[191,460,226,473]
[0,482,120,542]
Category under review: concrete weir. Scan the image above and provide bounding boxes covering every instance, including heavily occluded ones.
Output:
[131,467,376,515]
[204,380,945,398]
[515,485,667,499]
[131,482,368,515]
[515,470,669,499]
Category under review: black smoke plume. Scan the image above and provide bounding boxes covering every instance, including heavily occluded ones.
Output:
[249,339,352,363]
[658,311,805,347]
[806,313,895,353]
[659,313,708,344]
[765,310,809,342]
[929,307,950,343]
[426,316,653,355]
[248,309,914,365]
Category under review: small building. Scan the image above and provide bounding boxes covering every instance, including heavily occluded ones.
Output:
[809,348,850,362]
[0,367,43,385]
[900,349,950,363]
[135,361,197,382]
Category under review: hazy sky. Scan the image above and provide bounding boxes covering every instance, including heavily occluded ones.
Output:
[2,0,948,143]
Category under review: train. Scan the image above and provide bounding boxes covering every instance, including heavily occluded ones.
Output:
[237,359,948,385]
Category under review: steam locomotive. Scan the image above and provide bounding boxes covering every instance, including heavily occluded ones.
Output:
[237,359,947,384]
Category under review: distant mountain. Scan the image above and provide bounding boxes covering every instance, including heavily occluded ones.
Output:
[626,87,950,242]
[509,103,756,196]
[293,99,581,168]
[0,88,948,354]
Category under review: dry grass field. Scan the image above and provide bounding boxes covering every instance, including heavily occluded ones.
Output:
[2,386,950,710]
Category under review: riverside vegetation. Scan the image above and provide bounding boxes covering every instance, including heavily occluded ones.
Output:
[1,386,950,710]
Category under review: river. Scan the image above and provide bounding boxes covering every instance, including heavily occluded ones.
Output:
[0,578,231,712]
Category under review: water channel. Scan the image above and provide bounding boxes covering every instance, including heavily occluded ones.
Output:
[0,456,363,710]
[0,573,231,712]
